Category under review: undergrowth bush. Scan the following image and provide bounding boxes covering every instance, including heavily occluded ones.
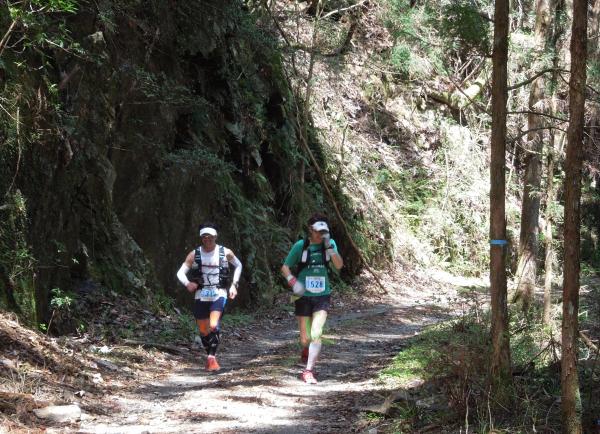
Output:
[379,296,574,432]
[383,0,492,79]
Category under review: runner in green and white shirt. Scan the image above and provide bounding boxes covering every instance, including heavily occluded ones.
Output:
[281,213,344,384]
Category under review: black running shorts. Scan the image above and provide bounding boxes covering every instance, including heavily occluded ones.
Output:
[294,294,331,317]
[194,297,227,320]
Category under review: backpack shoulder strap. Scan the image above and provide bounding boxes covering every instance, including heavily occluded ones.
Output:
[296,238,311,275]
[194,247,203,267]
[300,238,310,263]
[218,244,232,289]
[188,247,204,285]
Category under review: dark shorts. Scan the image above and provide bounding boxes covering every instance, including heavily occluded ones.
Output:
[294,294,331,317]
[193,297,227,320]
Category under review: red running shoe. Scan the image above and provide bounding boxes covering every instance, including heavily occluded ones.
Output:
[300,369,317,384]
[301,347,309,364]
[206,356,220,372]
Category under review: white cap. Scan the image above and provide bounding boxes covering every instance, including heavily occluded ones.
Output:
[199,227,217,237]
[312,221,329,233]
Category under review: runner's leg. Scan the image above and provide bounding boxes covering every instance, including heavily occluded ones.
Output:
[306,310,327,371]
[197,319,211,356]
[207,309,223,356]
[297,316,311,348]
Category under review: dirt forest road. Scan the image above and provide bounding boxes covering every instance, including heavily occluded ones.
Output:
[72,272,482,434]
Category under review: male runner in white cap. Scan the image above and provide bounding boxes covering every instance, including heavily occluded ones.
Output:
[176,222,242,371]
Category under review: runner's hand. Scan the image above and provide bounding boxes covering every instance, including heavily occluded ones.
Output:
[287,275,298,287]
[228,285,237,299]
[186,281,198,293]
[292,280,305,296]
[287,275,305,296]
[322,233,332,249]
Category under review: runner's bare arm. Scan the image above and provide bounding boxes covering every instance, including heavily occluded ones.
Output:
[226,249,242,299]
[329,249,343,270]
[281,264,292,278]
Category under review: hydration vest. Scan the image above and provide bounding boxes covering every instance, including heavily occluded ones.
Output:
[295,238,331,276]
[187,245,232,288]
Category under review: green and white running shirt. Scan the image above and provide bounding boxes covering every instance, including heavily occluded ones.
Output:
[283,239,338,296]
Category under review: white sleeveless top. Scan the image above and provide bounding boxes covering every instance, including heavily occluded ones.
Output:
[195,245,228,301]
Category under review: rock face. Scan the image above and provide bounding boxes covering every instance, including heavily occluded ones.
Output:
[0,1,348,323]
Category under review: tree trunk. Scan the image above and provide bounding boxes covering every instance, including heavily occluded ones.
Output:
[489,0,513,407]
[543,133,561,325]
[561,0,586,430]
[514,0,553,312]
[543,0,567,325]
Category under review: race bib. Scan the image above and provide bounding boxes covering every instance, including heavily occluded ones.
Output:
[305,276,326,293]
[197,286,219,301]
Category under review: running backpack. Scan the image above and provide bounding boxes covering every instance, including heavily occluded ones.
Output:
[295,238,331,276]
[187,245,232,288]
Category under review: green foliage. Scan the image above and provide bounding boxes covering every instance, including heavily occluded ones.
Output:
[221,310,254,328]
[131,68,195,107]
[390,44,412,77]
[0,0,86,193]
[0,191,36,324]
[383,0,438,79]
[382,317,488,384]
[439,1,490,56]
[49,287,73,311]
[157,310,197,343]
[382,0,491,80]
[375,167,434,226]
[149,291,176,315]
[46,287,74,334]
[380,299,570,432]
[588,59,600,84]
[370,119,490,275]
[379,314,489,432]
[581,181,600,270]
[3,0,82,66]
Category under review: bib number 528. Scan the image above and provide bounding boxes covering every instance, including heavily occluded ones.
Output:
[305,276,325,293]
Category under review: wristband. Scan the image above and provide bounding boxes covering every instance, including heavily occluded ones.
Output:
[286,275,295,282]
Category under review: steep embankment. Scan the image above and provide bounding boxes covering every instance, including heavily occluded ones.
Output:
[0,1,366,326]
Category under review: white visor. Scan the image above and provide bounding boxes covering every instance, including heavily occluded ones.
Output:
[312,221,329,233]
[199,227,217,237]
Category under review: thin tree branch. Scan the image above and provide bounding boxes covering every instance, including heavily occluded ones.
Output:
[7,106,21,194]
[321,0,368,20]
[0,19,18,58]
[508,110,568,122]
[0,101,18,122]
[507,68,568,91]
[508,125,568,144]
[580,331,599,353]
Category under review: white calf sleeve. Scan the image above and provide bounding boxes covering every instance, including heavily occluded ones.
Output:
[306,342,322,371]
